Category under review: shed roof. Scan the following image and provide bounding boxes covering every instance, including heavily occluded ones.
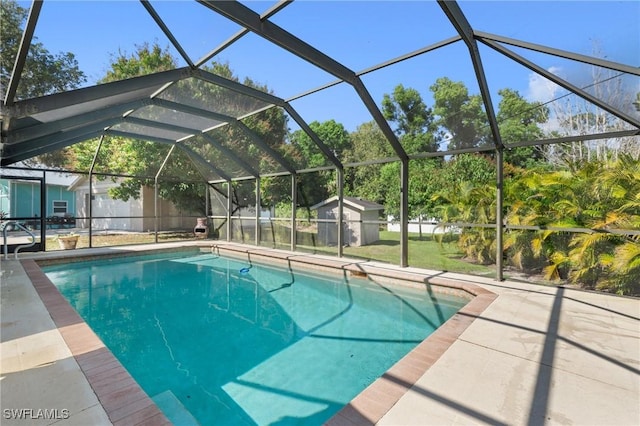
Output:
[311,196,385,212]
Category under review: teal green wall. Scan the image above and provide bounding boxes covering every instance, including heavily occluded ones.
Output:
[12,181,41,217]
[46,184,75,216]
[0,179,9,217]
[2,180,75,218]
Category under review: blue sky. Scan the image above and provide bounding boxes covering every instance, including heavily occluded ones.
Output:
[20,0,640,132]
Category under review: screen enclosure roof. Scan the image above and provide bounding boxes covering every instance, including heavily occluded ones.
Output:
[1,0,638,182]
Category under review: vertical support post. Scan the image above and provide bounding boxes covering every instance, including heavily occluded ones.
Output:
[291,174,297,252]
[226,181,232,242]
[40,174,46,251]
[88,135,105,248]
[496,147,504,281]
[400,159,409,267]
[154,180,159,243]
[255,178,261,246]
[205,180,210,223]
[337,168,344,258]
[88,175,93,247]
[155,145,175,244]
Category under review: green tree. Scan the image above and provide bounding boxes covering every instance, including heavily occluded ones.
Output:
[343,121,394,203]
[0,0,85,100]
[430,77,490,150]
[289,119,351,169]
[382,84,439,152]
[497,88,549,168]
[38,43,288,216]
[289,119,352,209]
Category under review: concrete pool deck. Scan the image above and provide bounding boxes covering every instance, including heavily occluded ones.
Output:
[1,241,639,425]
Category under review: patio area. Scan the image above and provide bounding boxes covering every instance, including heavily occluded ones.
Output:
[1,242,638,425]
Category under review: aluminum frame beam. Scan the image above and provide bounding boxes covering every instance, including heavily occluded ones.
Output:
[438,0,504,150]
[4,68,191,121]
[140,0,195,68]
[475,31,640,76]
[283,105,342,169]
[2,116,120,162]
[174,143,231,182]
[2,130,104,166]
[481,39,640,129]
[106,129,176,145]
[105,129,230,181]
[438,0,505,278]
[199,0,409,263]
[195,0,292,67]
[506,129,640,149]
[124,116,260,177]
[233,121,296,175]
[6,99,150,144]
[195,70,342,169]
[4,1,43,106]
[199,133,260,178]
[197,0,408,161]
[149,98,296,174]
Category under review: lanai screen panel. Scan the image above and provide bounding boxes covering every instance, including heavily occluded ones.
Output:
[157,77,273,119]
[180,133,251,180]
[129,105,225,133]
[201,125,290,177]
[109,122,190,142]
[14,86,165,129]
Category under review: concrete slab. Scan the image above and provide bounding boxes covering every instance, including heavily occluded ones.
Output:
[379,280,640,426]
[1,260,110,426]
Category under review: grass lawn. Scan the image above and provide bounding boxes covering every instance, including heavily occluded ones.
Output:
[293,230,494,276]
[46,231,195,250]
[46,229,493,277]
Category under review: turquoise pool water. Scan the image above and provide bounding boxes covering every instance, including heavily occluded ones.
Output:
[44,251,468,425]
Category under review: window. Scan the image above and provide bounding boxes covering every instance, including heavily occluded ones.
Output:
[52,200,68,215]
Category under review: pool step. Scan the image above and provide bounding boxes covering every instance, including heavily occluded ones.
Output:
[152,390,199,426]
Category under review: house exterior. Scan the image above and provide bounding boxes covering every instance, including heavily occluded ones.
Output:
[0,171,76,227]
[311,196,385,247]
[69,177,195,232]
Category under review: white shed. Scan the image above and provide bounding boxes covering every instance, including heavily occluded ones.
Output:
[69,176,194,232]
[311,196,384,247]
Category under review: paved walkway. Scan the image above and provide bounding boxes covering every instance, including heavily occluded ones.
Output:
[1,243,638,425]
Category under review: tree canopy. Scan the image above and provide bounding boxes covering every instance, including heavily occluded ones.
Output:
[0,0,85,101]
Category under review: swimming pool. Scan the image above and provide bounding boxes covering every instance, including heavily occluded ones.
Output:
[43,250,469,425]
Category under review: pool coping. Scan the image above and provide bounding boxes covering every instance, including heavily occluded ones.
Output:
[25,242,497,425]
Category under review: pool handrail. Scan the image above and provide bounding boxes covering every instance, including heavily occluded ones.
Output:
[2,221,36,260]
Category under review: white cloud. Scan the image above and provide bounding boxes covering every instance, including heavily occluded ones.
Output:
[526,66,562,102]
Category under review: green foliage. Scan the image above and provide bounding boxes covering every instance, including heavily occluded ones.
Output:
[497,88,549,168]
[432,177,497,264]
[504,156,640,295]
[0,0,86,100]
[381,84,439,152]
[289,120,351,208]
[344,121,394,203]
[430,77,490,150]
[100,43,175,82]
[36,42,288,216]
[290,119,351,168]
